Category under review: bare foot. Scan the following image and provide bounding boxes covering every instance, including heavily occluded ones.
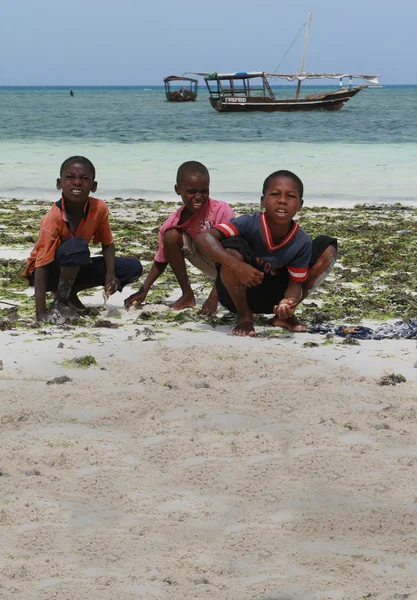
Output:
[232,314,256,337]
[272,315,306,332]
[48,300,80,324]
[169,293,196,311]
[75,306,101,316]
[68,294,101,316]
[68,293,86,311]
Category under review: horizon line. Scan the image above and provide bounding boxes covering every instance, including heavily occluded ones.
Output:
[1,83,416,88]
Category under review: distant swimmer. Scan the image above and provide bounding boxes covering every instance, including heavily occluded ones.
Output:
[70,90,74,97]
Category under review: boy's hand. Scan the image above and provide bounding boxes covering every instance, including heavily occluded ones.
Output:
[105,275,120,296]
[124,286,147,309]
[234,263,264,287]
[273,298,297,320]
[200,285,218,316]
[36,308,68,326]
[200,296,218,316]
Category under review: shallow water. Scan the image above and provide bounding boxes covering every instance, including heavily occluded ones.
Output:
[0,85,416,205]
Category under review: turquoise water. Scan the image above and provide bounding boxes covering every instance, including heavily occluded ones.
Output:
[1,86,416,205]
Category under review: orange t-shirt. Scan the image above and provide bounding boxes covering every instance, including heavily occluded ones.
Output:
[22,196,114,280]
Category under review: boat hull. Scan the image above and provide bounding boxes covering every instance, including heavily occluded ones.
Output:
[166,91,197,102]
[209,86,366,112]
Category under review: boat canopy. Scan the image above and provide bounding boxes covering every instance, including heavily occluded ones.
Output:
[191,72,380,85]
[265,73,380,84]
[193,72,264,80]
[164,75,198,83]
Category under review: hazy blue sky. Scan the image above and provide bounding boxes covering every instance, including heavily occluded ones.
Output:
[1,0,416,85]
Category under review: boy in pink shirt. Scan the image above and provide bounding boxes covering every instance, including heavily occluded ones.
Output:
[125,161,234,314]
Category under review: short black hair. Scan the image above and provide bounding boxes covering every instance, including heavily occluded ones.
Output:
[262,169,304,198]
[176,161,209,185]
[60,156,96,179]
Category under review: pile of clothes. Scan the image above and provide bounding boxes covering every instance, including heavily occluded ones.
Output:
[308,320,417,340]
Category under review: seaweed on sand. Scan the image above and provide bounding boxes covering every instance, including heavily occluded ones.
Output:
[62,355,97,368]
[2,199,417,330]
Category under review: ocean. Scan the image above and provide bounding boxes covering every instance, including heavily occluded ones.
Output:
[0,85,416,206]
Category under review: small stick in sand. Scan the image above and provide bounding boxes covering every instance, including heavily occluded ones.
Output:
[0,300,19,307]
[102,288,110,308]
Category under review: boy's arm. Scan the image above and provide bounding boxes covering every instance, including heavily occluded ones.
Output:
[124,260,168,308]
[274,235,311,319]
[196,229,263,287]
[34,266,49,320]
[273,280,303,320]
[102,242,119,295]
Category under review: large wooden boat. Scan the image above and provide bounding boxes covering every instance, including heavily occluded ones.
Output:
[163,76,198,102]
[193,13,379,113]
[202,71,378,112]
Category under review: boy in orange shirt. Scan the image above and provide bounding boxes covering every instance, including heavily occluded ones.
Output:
[23,156,142,323]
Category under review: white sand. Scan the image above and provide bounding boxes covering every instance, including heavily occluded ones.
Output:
[1,289,417,600]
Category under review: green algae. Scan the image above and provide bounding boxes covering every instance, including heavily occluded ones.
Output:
[1,199,417,331]
[378,373,407,386]
[303,341,319,348]
[61,355,97,368]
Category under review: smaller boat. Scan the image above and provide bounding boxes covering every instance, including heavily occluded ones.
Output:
[163,76,198,102]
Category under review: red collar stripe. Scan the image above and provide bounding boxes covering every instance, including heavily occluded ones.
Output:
[260,212,299,251]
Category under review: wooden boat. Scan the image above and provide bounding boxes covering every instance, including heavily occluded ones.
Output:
[202,71,378,112]
[163,76,198,102]
[193,14,379,112]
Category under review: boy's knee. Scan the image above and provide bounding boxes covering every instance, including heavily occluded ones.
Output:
[115,257,143,287]
[163,228,183,248]
[320,244,338,268]
[129,257,143,279]
[56,237,91,267]
[328,244,338,262]
[304,243,337,295]
[68,237,89,249]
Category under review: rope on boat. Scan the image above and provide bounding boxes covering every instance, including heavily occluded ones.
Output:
[270,20,307,80]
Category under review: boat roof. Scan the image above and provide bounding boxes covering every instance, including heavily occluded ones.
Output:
[192,71,380,84]
[163,75,198,83]
[265,73,380,84]
[196,72,265,81]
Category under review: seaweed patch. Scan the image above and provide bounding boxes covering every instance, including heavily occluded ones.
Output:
[1,199,417,333]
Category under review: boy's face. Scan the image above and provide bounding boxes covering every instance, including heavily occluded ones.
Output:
[175,172,210,215]
[56,161,97,204]
[261,175,302,225]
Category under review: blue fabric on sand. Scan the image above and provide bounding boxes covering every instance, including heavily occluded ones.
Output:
[308,321,417,340]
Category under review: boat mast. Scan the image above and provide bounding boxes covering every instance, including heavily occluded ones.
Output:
[295,12,312,100]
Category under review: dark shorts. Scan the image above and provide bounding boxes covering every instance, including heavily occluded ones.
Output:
[216,235,337,314]
[29,237,142,291]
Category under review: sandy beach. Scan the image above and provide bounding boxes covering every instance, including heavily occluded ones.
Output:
[1,198,417,599]
[1,295,417,600]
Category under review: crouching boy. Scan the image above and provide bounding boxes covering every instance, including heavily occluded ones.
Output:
[125,161,234,315]
[22,156,142,323]
[196,169,337,336]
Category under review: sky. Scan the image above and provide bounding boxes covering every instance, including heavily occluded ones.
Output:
[1,0,416,86]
